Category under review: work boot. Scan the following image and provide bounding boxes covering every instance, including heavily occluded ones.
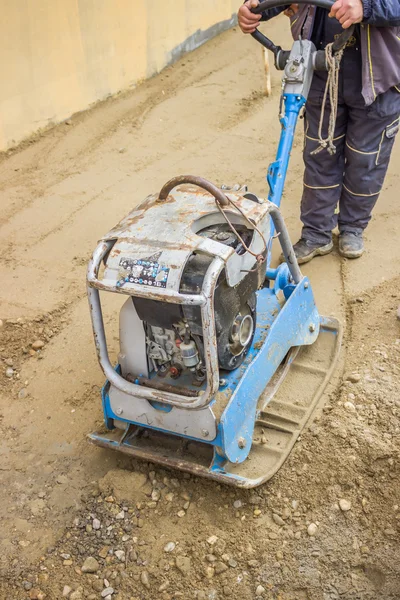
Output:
[280,238,333,265]
[338,232,364,259]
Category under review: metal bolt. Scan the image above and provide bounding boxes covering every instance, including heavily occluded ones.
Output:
[238,437,246,449]
[116,407,123,415]
[304,281,309,289]
[309,323,316,333]
[202,429,209,438]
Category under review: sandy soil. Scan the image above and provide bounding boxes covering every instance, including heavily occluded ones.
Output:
[0,18,399,600]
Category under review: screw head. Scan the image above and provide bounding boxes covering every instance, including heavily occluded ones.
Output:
[238,437,246,449]
[304,281,309,289]
[202,429,209,438]
[116,407,123,415]
[309,323,316,333]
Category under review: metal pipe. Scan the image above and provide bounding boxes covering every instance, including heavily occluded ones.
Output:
[87,244,225,409]
[200,257,225,399]
[253,0,334,12]
[158,175,230,207]
[269,205,303,284]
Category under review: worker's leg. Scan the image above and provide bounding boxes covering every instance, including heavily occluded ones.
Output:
[339,88,400,256]
[293,82,348,263]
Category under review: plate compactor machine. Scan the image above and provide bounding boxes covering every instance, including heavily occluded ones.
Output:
[87,0,346,487]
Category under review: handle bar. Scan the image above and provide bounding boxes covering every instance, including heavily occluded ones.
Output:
[252,0,334,12]
[250,0,354,64]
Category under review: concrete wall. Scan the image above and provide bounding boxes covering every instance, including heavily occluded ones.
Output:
[0,0,241,151]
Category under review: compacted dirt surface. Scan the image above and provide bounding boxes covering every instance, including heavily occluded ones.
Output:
[0,18,399,600]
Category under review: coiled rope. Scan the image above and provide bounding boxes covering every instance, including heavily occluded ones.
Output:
[311,42,345,156]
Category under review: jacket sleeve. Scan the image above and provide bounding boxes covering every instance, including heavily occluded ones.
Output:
[362,0,400,26]
[260,7,287,21]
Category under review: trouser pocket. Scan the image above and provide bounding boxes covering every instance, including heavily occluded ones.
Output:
[376,118,400,166]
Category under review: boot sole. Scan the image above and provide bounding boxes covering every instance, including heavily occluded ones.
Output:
[338,247,364,259]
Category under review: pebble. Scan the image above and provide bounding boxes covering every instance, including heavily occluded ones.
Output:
[31,340,45,350]
[233,500,242,509]
[57,475,68,485]
[165,492,174,502]
[140,571,150,589]
[344,401,356,413]
[92,580,104,592]
[272,513,285,526]
[81,556,100,573]
[115,550,125,561]
[228,559,237,568]
[214,561,228,575]
[116,511,125,520]
[18,387,27,399]
[4,358,13,367]
[176,556,191,575]
[253,509,261,517]
[101,589,114,598]
[164,542,176,553]
[29,591,46,600]
[384,527,396,537]
[207,535,218,545]
[256,585,266,597]
[205,566,215,579]
[339,499,352,512]
[93,518,101,530]
[347,373,361,383]
[5,367,14,378]
[98,546,109,559]
[292,500,299,510]
[177,510,186,518]
[307,523,318,536]
[268,532,278,540]
[63,587,72,598]
[158,581,169,592]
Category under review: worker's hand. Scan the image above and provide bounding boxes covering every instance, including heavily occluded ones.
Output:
[238,0,262,34]
[284,4,299,18]
[329,0,364,29]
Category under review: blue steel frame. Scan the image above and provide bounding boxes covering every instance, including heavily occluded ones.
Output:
[95,90,316,481]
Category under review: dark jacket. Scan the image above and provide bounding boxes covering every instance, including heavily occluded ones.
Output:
[260,1,400,105]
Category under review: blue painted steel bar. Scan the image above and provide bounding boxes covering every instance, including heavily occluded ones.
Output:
[267,94,306,209]
[218,277,319,465]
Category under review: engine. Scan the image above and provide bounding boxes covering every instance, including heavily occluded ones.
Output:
[129,221,266,385]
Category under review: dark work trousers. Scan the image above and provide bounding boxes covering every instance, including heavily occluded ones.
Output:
[301,43,400,245]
